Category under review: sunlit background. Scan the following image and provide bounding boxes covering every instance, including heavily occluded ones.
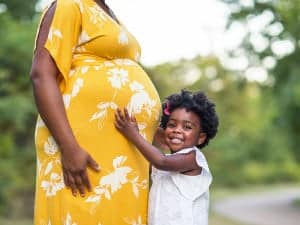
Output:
[0,0,300,224]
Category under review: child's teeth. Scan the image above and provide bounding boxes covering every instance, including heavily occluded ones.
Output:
[171,138,181,144]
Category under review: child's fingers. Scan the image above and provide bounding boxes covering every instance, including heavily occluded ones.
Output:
[114,109,120,121]
[114,109,125,127]
[124,108,137,123]
[131,115,137,123]
[114,121,121,130]
[124,108,130,121]
[114,114,125,129]
[116,108,125,121]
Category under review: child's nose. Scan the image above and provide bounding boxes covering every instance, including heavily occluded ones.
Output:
[173,125,182,133]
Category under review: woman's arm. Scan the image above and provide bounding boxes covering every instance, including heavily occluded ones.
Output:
[30,3,99,197]
[114,108,200,172]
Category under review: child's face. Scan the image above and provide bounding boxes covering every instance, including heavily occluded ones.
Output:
[164,108,206,152]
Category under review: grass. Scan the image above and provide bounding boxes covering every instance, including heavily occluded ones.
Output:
[0,214,250,225]
[0,218,32,225]
[210,212,250,225]
[0,216,248,225]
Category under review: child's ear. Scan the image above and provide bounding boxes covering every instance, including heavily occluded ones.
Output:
[198,132,207,145]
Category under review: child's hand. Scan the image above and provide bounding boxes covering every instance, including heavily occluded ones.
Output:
[114,108,139,141]
[153,127,169,150]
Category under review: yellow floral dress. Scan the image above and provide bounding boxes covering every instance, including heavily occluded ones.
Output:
[33,0,161,224]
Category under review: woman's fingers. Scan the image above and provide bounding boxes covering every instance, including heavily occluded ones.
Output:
[62,148,100,197]
[75,174,85,197]
[64,168,93,197]
[67,172,77,197]
[81,170,91,192]
[87,155,100,172]
[63,170,70,188]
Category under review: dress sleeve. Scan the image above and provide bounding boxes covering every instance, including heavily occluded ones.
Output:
[195,150,211,178]
[170,150,212,200]
[44,0,81,82]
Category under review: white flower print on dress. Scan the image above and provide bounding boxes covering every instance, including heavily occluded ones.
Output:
[127,81,157,117]
[69,69,76,77]
[47,28,62,42]
[88,6,107,25]
[62,78,84,109]
[104,61,115,67]
[103,59,135,68]
[36,116,45,128]
[83,59,97,63]
[90,102,117,128]
[86,156,148,205]
[74,0,84,13]
[64,212,77,225]
[35,116,46,139]
[37,158,42,176]
[137,123,147,140]
[100,156,132,193]
[94,65,102,71]
[75,45,87,53]
[107,68,129,89]
[41,172,64,197]
[80,66,89,74]
[63,94,71,109]
[44,161,54,176]
[113,59,135,66]
[130,176,147,197]
[118,29,129,45]
[124,215,145,225]
[71,78,84,97]
[44,136,58,155]
[86,155,131,204]
[78,30,90,45]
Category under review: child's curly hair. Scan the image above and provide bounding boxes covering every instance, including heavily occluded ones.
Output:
[160,89,219,148]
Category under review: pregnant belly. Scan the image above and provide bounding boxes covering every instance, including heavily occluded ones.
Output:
[63,58,161,132]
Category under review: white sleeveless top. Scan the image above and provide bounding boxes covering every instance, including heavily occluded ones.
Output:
[148,147,212,225]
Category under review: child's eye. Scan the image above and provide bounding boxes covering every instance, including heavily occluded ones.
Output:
[167,123,176,128]
[183,125,192,130]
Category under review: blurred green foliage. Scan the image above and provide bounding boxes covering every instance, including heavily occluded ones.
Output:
[0,0,300,220]
[0,0,37,218]
[221,0,300,161]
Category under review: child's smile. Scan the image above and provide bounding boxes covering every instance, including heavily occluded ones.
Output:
[169,136,183,144]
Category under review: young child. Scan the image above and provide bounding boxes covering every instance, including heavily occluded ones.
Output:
[114,89,219,225]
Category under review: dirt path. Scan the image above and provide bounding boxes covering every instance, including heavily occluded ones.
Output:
[212,187,300,225]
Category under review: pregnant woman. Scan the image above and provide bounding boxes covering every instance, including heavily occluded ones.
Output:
[30,0,161,224]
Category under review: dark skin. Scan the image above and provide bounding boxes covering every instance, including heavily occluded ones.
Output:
[30,1,124,197]
[115,108,207,175]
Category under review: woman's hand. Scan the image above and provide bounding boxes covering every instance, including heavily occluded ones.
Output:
[61,145,100,197]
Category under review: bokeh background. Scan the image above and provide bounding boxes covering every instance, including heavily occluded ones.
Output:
[0,0,299,224]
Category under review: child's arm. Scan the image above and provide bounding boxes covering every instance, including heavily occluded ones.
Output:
[114,108,200,172]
